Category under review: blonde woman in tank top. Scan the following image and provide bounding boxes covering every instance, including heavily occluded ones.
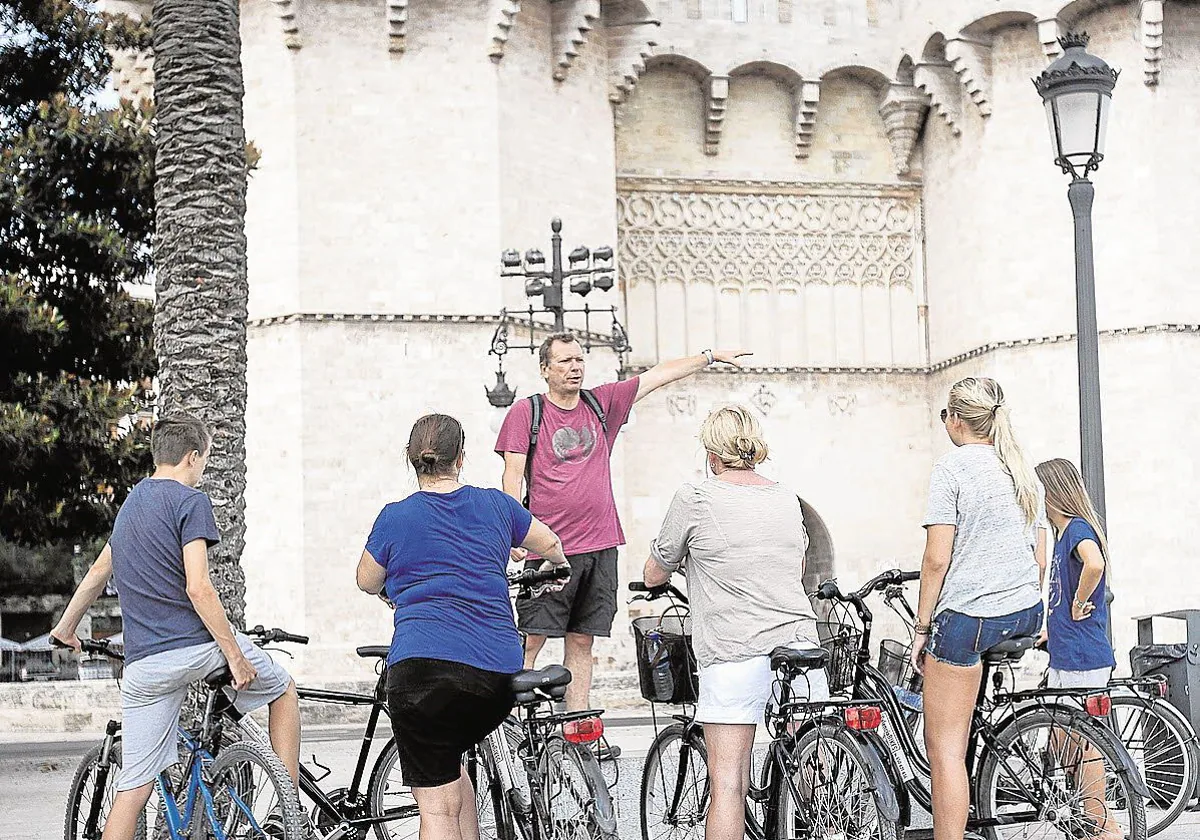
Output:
[643,405,825,840]
[911,378,1048,840]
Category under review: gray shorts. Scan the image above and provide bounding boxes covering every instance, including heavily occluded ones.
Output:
[1047,666,1112,690]
[118,633,292,791]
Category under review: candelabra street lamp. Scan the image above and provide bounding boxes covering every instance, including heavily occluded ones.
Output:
[485,218,631,408]
[1033,31,1118,525]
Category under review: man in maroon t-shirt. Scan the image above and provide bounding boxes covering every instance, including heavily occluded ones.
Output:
[495,333,749,726]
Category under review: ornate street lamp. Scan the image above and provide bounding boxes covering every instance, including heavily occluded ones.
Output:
[485,218,630,408]
[1033,32,1118,524]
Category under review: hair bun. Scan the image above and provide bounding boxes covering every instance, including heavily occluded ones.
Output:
[418,450,439,466]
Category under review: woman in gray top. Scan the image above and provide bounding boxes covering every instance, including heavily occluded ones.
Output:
[643,405,825,840]
[910,377,1047,840]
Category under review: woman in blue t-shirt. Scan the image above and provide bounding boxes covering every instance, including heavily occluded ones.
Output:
[355,413,569,840]
[1035,458,1117,685]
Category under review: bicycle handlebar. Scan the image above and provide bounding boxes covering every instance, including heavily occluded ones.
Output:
[814,569,919,604]
[508,564,571,590]
[628,580,689,603]
[246,625,310,645]
[51,635,127,661]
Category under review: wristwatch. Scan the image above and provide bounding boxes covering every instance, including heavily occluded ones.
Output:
[702,349,715,366]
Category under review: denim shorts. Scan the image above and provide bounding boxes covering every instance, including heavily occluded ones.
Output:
[926,602,1044,668]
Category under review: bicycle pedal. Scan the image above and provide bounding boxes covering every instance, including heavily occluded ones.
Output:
[747,787,771,803]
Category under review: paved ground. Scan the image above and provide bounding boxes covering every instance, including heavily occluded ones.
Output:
[5,716,1200,839]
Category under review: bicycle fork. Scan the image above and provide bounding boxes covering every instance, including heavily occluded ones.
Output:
[84,720,122,840]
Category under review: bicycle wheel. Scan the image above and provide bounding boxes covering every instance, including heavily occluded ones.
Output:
[540,734,618,840]
[640,723,709,840]
[65,739,148,840]
[776,722,900,840]
[1108,694,1198,836]
[202,740,306,839]
[367,738,420,840]
[469,737,512,840]
[976,707,1148,840]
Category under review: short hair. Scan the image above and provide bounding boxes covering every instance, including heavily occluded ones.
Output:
[150,414,212,466]
[539,332,581,368]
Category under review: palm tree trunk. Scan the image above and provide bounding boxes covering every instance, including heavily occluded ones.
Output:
[151,0,250,625]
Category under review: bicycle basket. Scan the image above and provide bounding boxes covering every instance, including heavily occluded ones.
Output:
[878,639,916,687]
[818,620,862,694]
[632,614,698,705]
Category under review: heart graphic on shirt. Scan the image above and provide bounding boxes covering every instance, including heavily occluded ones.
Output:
[552,426,596,463]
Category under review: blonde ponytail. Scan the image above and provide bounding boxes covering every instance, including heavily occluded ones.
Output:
[947,378,1040,526]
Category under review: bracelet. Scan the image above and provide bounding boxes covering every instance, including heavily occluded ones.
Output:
[914,622,932,636]
[1072,597,1089,610]
[702,349,715,366]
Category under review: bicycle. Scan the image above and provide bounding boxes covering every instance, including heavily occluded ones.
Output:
[62,636,306,840]
[466,563,618,840]
[877,578,1199,836]
[817,569,1150,840]
[630,579,903,840]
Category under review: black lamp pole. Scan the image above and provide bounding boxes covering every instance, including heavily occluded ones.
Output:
[1068,177,1106,524]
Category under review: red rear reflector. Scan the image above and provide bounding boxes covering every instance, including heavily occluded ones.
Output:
[1085,694,1112,717]
[844,706,882,731]
[1157,682,1169,699]
[563,717,605,744]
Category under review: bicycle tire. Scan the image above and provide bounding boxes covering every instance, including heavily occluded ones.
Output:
[366,738,421,840]
[640,723,709,840]
[540,734,618,840]
[776,722,901,840]
[65,739,148,840]
[202,739,306,839]
[1108,694,1198,836]
[976,706,1148,840]
[470,736,513,840]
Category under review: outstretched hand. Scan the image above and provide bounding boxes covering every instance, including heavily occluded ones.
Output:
[711,350,753,367]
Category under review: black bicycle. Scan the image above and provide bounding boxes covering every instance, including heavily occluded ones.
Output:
[818,569,1150,840]
[631,579,903,840]
[464,564,618,840]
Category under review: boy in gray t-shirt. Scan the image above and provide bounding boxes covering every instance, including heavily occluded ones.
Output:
[51,415,300,840]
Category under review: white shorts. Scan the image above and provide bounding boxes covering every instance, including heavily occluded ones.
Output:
[696,650,830,725]
[118,634,293,791]
[1047,666,1112,690]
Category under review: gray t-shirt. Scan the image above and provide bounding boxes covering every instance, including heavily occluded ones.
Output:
[923,445,1046,618]
[110,478,221,664]
[650,479,820,668]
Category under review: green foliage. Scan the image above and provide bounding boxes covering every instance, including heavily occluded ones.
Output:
[0,0,156,547]
[0,535,105,596]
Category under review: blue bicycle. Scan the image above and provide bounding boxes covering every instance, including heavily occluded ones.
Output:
[63,636,306,840]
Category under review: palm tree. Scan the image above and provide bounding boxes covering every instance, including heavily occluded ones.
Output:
[151,0,250,624]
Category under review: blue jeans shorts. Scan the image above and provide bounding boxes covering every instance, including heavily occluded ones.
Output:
[926,602,1044,668]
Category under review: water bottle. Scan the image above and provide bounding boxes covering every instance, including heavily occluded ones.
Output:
[893,670,924,713]
[646,629,675,701]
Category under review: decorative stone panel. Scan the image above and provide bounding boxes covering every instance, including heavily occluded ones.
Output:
[616,178,924,368]
[1142,0,1164,86]
[878,84,929,176]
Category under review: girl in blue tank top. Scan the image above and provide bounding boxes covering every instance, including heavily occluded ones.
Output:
[1035,458,1117,687]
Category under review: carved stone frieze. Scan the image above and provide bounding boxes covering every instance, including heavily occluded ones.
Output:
[793,81,820,159]
[552,0,601,82]
[1142,0,1164,86]
[608,36,659,103]
[878,84,929,177]
[828,394,857,415]
[489,0,522,60]
[1038,18,1065,63]
[912,60,962,136]
[751,384,778,415]
[270,0,302,50]
[705,76,729,156]
[387,0,408,53]
[666,394,697,417]
[616,182,920,291]
[945,36,992,117]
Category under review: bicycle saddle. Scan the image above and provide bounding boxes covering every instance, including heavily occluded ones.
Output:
[981,635,1036,665]
[356,646,389,659]
[511,664,572,704]
[769,647,829,673]
[203,665,233,689]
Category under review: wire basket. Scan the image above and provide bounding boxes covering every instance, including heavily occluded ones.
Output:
[878,639,918,687]
[817,619,862,694]
[632,614,698,705]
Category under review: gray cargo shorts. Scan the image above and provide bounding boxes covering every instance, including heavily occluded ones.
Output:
[118,633,292,791]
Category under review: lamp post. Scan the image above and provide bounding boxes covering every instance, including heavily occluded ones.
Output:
[1033,32,1118,525]
[485,218,630,408]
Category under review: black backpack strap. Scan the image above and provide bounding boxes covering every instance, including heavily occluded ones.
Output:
[579,389,608,433]
[523,395,543,509]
